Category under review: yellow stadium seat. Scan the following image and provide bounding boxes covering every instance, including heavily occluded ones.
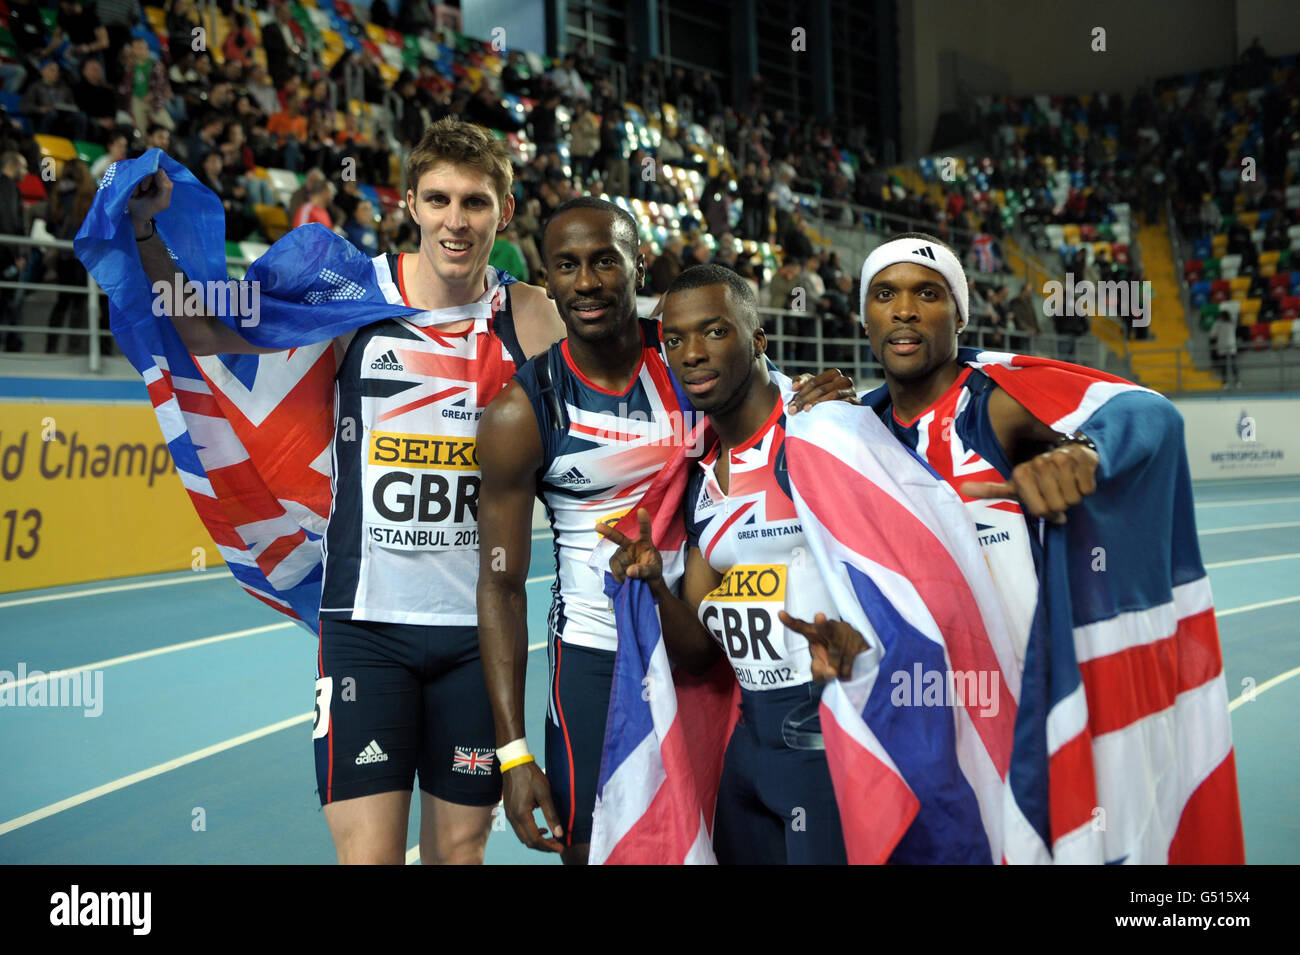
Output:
[251,166,270,181]
[364,22,386,43]
[251,47,267,68]
[146,8,167,32]
[1241,297,1262,322]
[1259,250,1281,276]
[1062,224,1081,246]
[321,47,340,68]
[1230,276,1251,299]
[254,204,290,242]
[1270,319,1292,346]
[1212,234,1228,255]
[1233,193,1246,211]
[377,62,399,85]
[1092,241,1111,261]
[1238,211,1259,229]
[35,134,78,161]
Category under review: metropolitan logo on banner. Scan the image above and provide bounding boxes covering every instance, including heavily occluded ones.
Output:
[1175,397,1295,479]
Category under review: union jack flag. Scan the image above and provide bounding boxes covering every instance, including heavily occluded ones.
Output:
[452,747,496,775]
[75,149,515,631]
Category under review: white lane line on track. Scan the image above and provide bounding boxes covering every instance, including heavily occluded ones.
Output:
[1228,665,1300,711]
[1216,595,1300,617]
[0,571,234,609]
[1,623,296,689]
[1199,521,1300,535]
[1204,553,1300,570]
[1196,496,1300,509]
[0,713,313,837]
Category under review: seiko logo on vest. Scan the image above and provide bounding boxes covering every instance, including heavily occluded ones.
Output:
[368,431,480,536]
[701,565,787,662]
[370,349,405,371]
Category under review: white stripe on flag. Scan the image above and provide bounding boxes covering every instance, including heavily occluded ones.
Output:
[1073,577,1213,664]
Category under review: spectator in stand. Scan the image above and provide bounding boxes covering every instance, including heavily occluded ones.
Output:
[0,152,29,352]
[91,131,127,181]
[1263,215,1289,252]
[1211,308,1240,388]
[222,12,258,69]
[44,158,97,353]
[262,1,307,87]
[489,222,529,283]
[293,178,334,230]
[765,256,802,310]
[569,101,600,183]
[120,36,173,133]
[46,0,109,74]
[199,148,257,242]
[220,122,274,207]
[599,109,628,196]
[1008,280,1040,347]
[819,270,858,366]
[780,208,814,262]
[246,65,281,118]
[502,51,533,99]
[7,0,53,65]
[529,90,562,157]
[22,60,89,141]
[74,57,121,141]
[185,112,225,171]
[344,199,380,256]
[1198,192,1223,239]
[649,234,685,295]
[548,54,589,103]
[396,0,434,36]
[94,0,141,83]
[145,123,172,155]
[166,0,202,69]
[289,168,327,223]
[465,85,523,133]
[769,165,797,240]
[802,254,825,299]
[738,162,769,241]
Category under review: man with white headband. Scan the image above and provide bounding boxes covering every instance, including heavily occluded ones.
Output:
[850,232,1242,864]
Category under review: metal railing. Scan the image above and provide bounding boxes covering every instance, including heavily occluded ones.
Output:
[756,305,1109,383]
[1,233,108,373]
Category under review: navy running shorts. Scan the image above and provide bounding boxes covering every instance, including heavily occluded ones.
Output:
[712,683,848,865]
[544,637,615,847]
[313,618,501,808]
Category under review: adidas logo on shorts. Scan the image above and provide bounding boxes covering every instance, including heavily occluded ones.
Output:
[370,349,404,371]
[355,740,389,765]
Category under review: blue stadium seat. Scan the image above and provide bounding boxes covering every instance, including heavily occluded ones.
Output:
[1193,237,1212,259]
[1190,280,1212,307]
[0,90,20,114]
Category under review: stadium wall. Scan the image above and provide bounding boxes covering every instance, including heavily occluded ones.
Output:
[899,0,1258,158]
[0,378,225,592]
[1171,394,1300,480]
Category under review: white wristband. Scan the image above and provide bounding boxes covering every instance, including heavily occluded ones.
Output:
[496,738,530,765]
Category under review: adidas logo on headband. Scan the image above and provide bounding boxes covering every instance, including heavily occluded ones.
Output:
[913,246,936,259]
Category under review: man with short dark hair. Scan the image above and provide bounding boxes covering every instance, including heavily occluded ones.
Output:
[476,198,852,866]
[73,57,119,139]
[854,232,1243,863]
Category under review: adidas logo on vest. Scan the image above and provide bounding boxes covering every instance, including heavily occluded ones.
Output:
[370,349,404,371]
[355,740,389,765]
[558,466,591,486]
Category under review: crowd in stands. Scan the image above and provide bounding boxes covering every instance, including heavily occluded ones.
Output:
[1,0,895,365]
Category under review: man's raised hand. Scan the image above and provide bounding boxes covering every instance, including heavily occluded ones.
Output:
[778,611,870,683]
[961,439,1098,525]
[127,169,173,228]
[594,507,664,590]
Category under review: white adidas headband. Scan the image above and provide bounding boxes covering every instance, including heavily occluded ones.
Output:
[859,238,969,329]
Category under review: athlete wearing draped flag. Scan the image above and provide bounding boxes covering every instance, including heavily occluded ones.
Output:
[856,232,1245,863]
[596,265,862,863]
[79,119,566,865]
[476,201,853,865]
[588,264,1023,864]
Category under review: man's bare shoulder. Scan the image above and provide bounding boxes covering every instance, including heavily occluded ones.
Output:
[508,282,565,358]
